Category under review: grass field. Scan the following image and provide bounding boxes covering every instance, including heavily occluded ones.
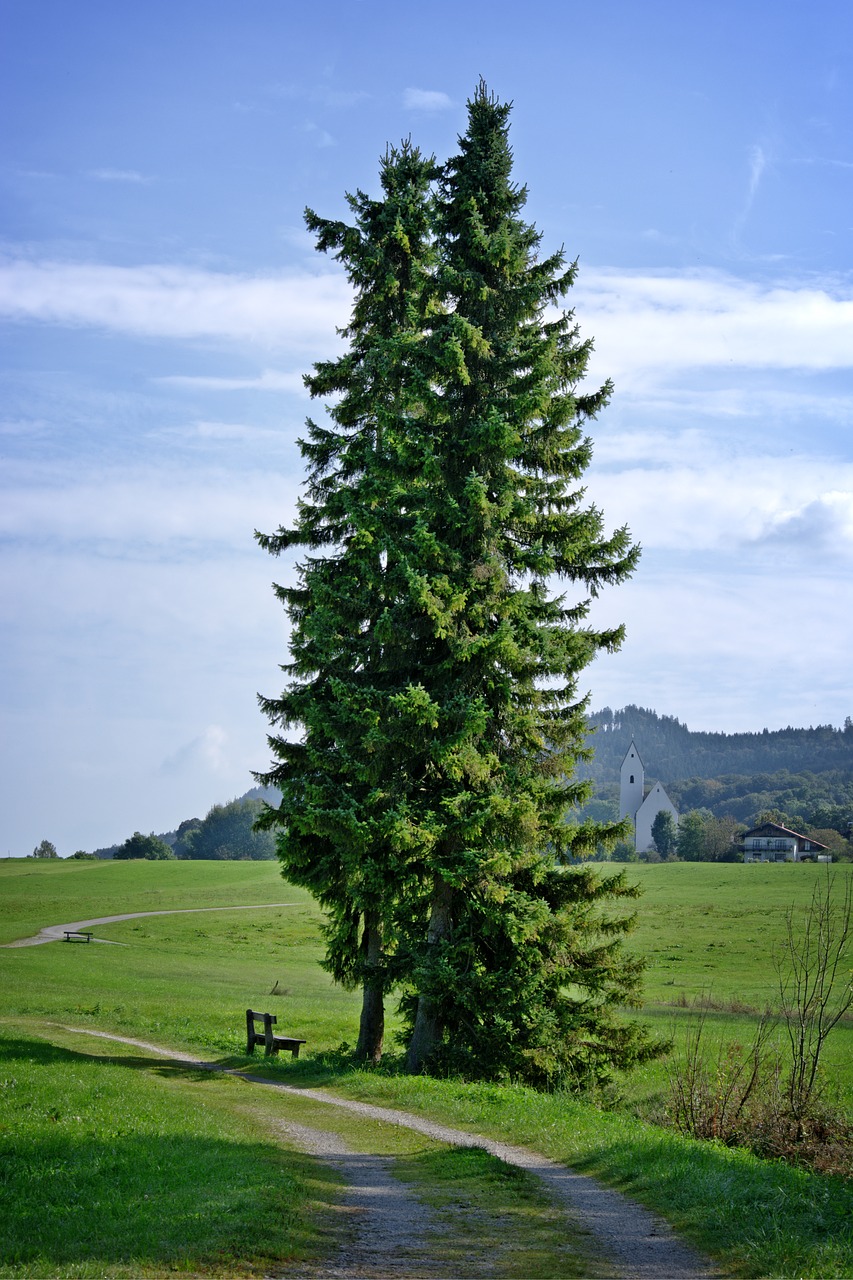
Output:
[0,857,302,945]
[2,856,852,1277]
[0,1028,329,1278]
[619,862,853,1118]
[626,861,853,1009]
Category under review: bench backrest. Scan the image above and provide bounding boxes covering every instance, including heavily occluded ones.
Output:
[246,1008,277,1053]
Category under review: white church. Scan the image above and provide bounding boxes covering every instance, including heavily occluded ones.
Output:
[619,740,679,853]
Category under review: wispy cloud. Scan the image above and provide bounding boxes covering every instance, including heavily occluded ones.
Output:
[792,155,853,171]
[87,168,151,184]
[611,385,853,425]
[0,258,350,351]
[301,121,336,148]
[164,420,293,443]
[0,462,301,552]
[3,256,853,403]
[270,82,370,109]
[574,269,853,379]
[403,88,454,112]
[746,144,767,210]
[157,370,307,393]
[159,725,229,777]
[0,417,49,436]
[732,143,768,241]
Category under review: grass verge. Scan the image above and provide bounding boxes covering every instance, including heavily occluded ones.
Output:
[0,1025,334,1278]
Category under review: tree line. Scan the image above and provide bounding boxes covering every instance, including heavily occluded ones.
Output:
[585,705,853,784]
[56,791,281,862]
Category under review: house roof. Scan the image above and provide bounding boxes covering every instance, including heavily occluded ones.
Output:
[741,821,829,850]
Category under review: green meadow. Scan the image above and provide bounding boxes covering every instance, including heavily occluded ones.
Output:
[621,861,853,1117]
[1,857,852,1277]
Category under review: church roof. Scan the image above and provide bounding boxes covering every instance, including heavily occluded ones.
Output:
[621,738,645,769]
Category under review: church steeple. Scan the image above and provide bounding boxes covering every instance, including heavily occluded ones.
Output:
[619,739,644,823]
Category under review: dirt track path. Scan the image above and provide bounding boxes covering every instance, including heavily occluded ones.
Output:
[2,903,301,947]
[47,1025,721,1280]
[266,1119,453,1279]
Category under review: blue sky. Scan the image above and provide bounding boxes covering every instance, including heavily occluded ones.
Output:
[1,0,852,855]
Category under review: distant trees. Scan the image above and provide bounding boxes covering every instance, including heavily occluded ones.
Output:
[675,811,706,861]
[180,799,275,860]
[31,840,58,859]
[808,828,850,859]
[172,817,203,859]
[673,810,741,861]
[114,831,175,860]
[651,811,678,857]
[586,705,853,785]
[702,815,742,862]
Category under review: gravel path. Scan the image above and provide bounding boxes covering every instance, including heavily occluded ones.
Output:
[2,903,302,947]
[44,1025,721,1279]
[265,1119,452,1279]
[259,1084,720,1280]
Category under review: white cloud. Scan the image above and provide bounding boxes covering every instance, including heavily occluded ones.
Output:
[0,258,350,351]
[574,269,853,381]
[587,443,853,557]
[3,258,853,386]
[585,564,851,733]
[301,121,336,148]
[755,490,853,555]
[0,463,301,551]
[159,725,229,777]
[403,88,454,111]
[0,546,287,851]
[87,168,151,184]
[612,384,853,425]
[157,370,307,393]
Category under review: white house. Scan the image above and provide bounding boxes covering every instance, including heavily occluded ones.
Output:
[619,739,679,853]
[741,821,830,863]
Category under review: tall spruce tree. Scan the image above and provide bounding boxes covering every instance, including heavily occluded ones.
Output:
[395,84,653,1079]
[259,84,663,1085]
[256,141,439,1061]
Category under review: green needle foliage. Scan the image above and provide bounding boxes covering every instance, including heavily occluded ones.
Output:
[258,82,662,1087]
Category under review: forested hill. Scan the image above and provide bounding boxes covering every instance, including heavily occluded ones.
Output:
[583,705,853,786]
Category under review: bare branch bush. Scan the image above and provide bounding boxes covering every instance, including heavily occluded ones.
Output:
[666,869,853,1177]
[667,1005,778,1144]
[775,870,853,1126]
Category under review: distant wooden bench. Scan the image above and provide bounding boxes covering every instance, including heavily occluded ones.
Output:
[64,930,93,943]
[245,1008,306,1058]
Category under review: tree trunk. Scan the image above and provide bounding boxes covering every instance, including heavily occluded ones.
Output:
[355,911,385,1063]
[405,876,454,1073]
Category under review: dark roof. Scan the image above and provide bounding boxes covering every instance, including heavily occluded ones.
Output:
[741,821,829,850]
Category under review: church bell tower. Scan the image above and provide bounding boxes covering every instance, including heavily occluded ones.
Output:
[620,739,644,824]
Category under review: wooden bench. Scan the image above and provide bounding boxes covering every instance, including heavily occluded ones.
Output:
[245,1009,306,1058]
[64,930,93,943]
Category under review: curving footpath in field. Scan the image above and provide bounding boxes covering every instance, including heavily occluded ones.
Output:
[2,903,302,948]
[52,1025,721,1280]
